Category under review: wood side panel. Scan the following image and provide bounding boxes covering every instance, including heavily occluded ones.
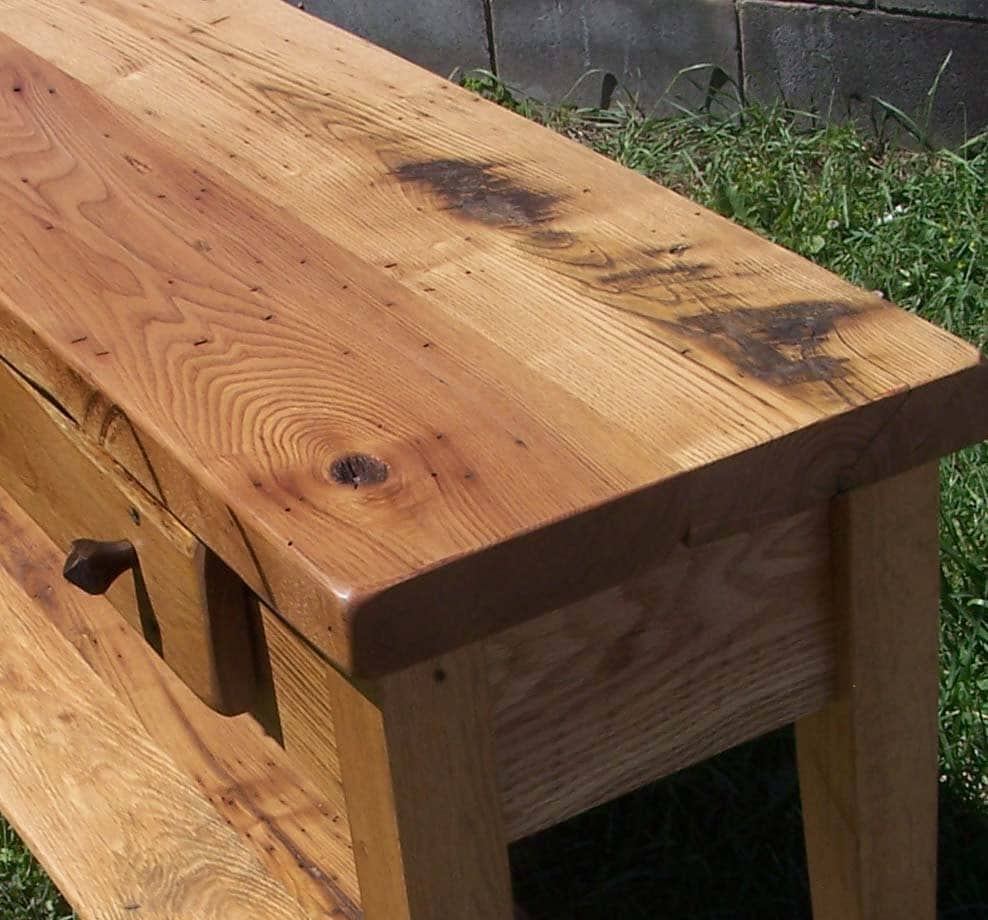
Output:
[796,464,940,919]
[0,356,255,713]
[261,603,343,794]
[0,486,362,919]
[488,506,837,839]
[0,522,317,920]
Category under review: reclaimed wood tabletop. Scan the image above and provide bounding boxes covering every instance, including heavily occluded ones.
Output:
[0,0,986,676]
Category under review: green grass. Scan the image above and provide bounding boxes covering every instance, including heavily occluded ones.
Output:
[0,820,74,920]
[3,83,987,920]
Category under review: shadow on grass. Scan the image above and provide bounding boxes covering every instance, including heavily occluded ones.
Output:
[511,728,988,920]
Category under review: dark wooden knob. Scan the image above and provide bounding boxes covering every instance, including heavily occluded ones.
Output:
[63,539,138,595]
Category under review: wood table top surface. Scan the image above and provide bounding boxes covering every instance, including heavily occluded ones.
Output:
[1,0,985,675]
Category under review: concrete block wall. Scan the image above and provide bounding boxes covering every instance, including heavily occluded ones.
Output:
[297,0,491,76]
[297,0,988,142]
[491,1,740,113]
[741,2,988,141]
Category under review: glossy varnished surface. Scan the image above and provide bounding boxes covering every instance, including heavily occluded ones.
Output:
[0,5,985,674]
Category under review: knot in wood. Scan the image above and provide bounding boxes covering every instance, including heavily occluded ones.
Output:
[330,454,389,488]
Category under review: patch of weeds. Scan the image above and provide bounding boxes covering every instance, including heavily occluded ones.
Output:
[0,817,76,920]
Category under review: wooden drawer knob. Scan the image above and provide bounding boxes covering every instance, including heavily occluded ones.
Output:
[63,539,138,595]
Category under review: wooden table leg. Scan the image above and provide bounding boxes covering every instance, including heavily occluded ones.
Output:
[262,609,516,920]
[795,463,940,919]
[332,644,515,920]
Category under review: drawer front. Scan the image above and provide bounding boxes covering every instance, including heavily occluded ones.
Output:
[0,357,255,714]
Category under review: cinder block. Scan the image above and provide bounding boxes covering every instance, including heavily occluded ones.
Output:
[879,0,988,21]
[790,0,871,8]
[741,2,988,143]
[492,0,740,113]
[296,0,491,77]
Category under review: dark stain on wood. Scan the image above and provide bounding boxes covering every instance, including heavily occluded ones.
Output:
[599,262,714,290]
[393,159,558,226]
[671,301,859,385]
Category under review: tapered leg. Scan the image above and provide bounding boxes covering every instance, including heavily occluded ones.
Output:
[331,644,514,920]
[260,600,515,920]
[796,463,940,919]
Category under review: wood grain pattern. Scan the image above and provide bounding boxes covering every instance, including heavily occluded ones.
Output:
[331,646,515,919]
[487,504,836,839]
[261,602,343,796]
[259,609,523,917]
[0,35,669,676]
[0,515,318,920]
[0,485,362,919]
[0,356,255,713]
[3,0,978,422]
[249,501,835,846]
[796,464,940,919]
[0,15,985,676]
